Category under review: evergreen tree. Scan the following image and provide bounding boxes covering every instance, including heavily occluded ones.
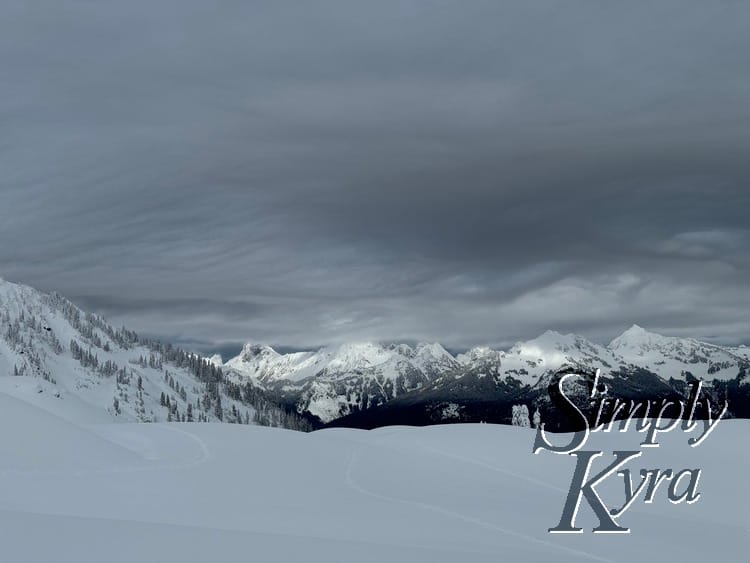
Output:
[214,393,223,421]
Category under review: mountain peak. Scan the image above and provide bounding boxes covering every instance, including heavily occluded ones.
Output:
[517,329,583,351]
[609,324,659,349]
[325,342,391,369]
[415,341,452,358]
[238,342,279,360]
[541,329,565,338]
[456,345,502,366]
[0,277,28,295]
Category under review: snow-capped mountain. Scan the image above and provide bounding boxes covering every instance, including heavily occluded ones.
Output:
[451,326,746,388]
[224,326,749,425]
[452,330,624,387]
[328,326,749,429]
[0,278,310,430]
[223,341,458,422]
[609,324,750,380]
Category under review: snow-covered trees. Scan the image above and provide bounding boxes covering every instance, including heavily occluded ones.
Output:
[511,404,530,427]
[3,282,313,431]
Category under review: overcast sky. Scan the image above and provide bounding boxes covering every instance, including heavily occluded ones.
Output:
[1,1,749,355]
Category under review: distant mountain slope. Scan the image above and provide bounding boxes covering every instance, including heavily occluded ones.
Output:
[223,327,749,427]
[224,341,459,422]
[0,278,311,430]
[609,324,750,379]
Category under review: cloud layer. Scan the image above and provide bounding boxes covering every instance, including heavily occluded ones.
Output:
[2,1,749,353]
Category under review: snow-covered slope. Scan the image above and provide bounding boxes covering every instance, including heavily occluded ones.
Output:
[0,278,307,429]
[0,392,746,562]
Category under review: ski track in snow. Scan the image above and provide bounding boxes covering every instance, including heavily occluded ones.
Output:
[158,423,213,467]
[0,423,212,479]
[84,423,213,475]
[344,448,614,563]
[417,444,569,494]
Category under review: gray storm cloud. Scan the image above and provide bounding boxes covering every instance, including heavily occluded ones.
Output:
[1,1,749,353]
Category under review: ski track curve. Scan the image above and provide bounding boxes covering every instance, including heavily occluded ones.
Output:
[418,444,569,494]
[0,423,212,479]
[344,448,614,563]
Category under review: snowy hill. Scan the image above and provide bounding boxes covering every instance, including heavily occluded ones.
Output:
[0,390,746,562]
[0,278,310,430]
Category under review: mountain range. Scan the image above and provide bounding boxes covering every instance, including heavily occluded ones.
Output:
[1,277,748,430]
[220,325,749,428]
